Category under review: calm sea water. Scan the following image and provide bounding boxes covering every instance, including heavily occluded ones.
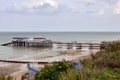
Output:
[0,32,120,60]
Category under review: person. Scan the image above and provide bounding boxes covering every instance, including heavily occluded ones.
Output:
[73,61,81,69]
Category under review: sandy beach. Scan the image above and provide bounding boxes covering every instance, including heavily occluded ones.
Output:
[0,47,99,80]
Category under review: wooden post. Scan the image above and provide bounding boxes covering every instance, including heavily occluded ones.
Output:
[89,44,93,49]
[100,44,105,51]
[67,43,72,49]
[76,43,82,49]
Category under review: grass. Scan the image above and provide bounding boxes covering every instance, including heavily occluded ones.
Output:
[35,60,73,80]
[59,41,120,80]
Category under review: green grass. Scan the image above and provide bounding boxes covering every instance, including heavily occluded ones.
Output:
[35,60,73,80]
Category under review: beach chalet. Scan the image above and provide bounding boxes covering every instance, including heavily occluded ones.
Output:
[12,37,53,48]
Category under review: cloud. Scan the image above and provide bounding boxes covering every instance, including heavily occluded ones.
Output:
[0,0,119,15]
[1,0,58,14]
[113,0,120,15]
[22,0,58,9]
[98,9,104,15]
[104,0,118,4]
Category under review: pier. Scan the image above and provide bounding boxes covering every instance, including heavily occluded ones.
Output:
[1,37,111,50]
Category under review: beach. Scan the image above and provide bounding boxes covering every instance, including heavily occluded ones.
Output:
[0,47,99,80]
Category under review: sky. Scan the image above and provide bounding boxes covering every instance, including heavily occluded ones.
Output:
[0,0,120,32]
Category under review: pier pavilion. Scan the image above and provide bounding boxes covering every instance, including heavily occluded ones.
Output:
[12,37,53,48]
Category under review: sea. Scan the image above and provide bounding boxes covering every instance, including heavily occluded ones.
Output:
[0,32,120,61]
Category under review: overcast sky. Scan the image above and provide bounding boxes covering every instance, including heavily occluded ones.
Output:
[0,0,120,32]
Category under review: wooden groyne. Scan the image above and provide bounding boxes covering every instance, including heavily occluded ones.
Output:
[0,59,71,64]
[0,59,50,64]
